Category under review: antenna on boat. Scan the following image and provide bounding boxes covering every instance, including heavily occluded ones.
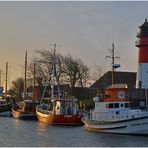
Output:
[106,43,120,86]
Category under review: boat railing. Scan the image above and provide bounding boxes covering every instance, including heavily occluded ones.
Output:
[89,109,148,121]
[37,106,52,114]
[107,84,128,89]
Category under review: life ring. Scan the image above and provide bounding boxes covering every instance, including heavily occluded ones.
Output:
[118,91,125,99]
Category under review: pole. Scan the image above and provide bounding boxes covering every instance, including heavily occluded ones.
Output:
[53,44,56,115]
[51,44,56,98]
[32,62,35,100]
[5,62,8,99]
[145,88,148,108]
[112,43,115,86]
[24,50,27,100]
[106,43,120,87]
[0,70,2,87]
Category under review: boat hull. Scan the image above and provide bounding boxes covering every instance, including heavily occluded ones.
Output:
[0,111,11,117]
[0,103,12,117]
[36,108,83,125]
[82,116,148,135]
[12,108,37,120]
[0,103,12,112]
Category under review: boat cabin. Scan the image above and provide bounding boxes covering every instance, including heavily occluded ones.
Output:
[93,84,130,111]
[90,84,140,121]
[41,97,78,115]
[87,83,148,123]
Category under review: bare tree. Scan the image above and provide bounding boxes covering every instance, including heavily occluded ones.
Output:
[77,58,89,87]
[62,54,89,95]
[91,65,105,82]
[63,54,79,89]
[11,77,24,101]
[28,48,64,95]
[28,48,89,96]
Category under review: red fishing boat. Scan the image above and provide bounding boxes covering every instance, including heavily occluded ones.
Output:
[36,97,83,125]
[36,46,83,125]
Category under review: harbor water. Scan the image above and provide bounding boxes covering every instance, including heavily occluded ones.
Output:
[1,116,148,147]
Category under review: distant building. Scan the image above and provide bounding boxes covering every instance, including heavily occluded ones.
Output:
[90,71,148,107]
[90,71,137,91]
[27,71,139,102]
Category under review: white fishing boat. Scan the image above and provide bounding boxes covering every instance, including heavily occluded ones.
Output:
[82,84,148,134]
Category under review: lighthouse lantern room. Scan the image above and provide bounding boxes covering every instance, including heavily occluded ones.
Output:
[136,19,148,88]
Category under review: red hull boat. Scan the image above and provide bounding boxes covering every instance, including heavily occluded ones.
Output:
[36,47,83,125]
[36,96,83,125]
[36,107,83,125]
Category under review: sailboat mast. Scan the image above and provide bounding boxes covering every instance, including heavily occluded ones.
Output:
[32,62,35,100]
[24,50,27,100]
[0,70,2,87]
[5,62,8,99]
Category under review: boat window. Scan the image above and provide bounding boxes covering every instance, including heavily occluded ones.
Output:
[49,102,53,110]
[109,103,114,108]
[106,104,109,108]
[115,103,119,108]
[125,103,130,108]
[120,103,124,107]
[42,99,50,105]
[105,95,111,98]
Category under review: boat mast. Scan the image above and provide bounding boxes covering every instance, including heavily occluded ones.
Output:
[24,50,27,100]
[51,43,60,99]
[5,62,8,99]
[106,43,120,86]
[0,70,2,87]
[145,89,148,108]
[32,62,35,100]
[51,44,55,98]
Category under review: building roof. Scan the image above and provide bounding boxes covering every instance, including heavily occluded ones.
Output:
[90,71,137,90]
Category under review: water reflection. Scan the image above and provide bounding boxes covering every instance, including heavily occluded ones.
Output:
[37,122,49,135]
[0,116,148,147]
[13,118,20,127]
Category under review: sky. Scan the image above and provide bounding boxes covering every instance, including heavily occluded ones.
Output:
[0,1,147,87]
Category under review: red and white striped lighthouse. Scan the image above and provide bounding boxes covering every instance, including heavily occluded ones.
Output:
[136,19,148,88]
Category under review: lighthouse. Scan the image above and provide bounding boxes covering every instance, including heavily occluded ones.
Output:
[136,19,148,88]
